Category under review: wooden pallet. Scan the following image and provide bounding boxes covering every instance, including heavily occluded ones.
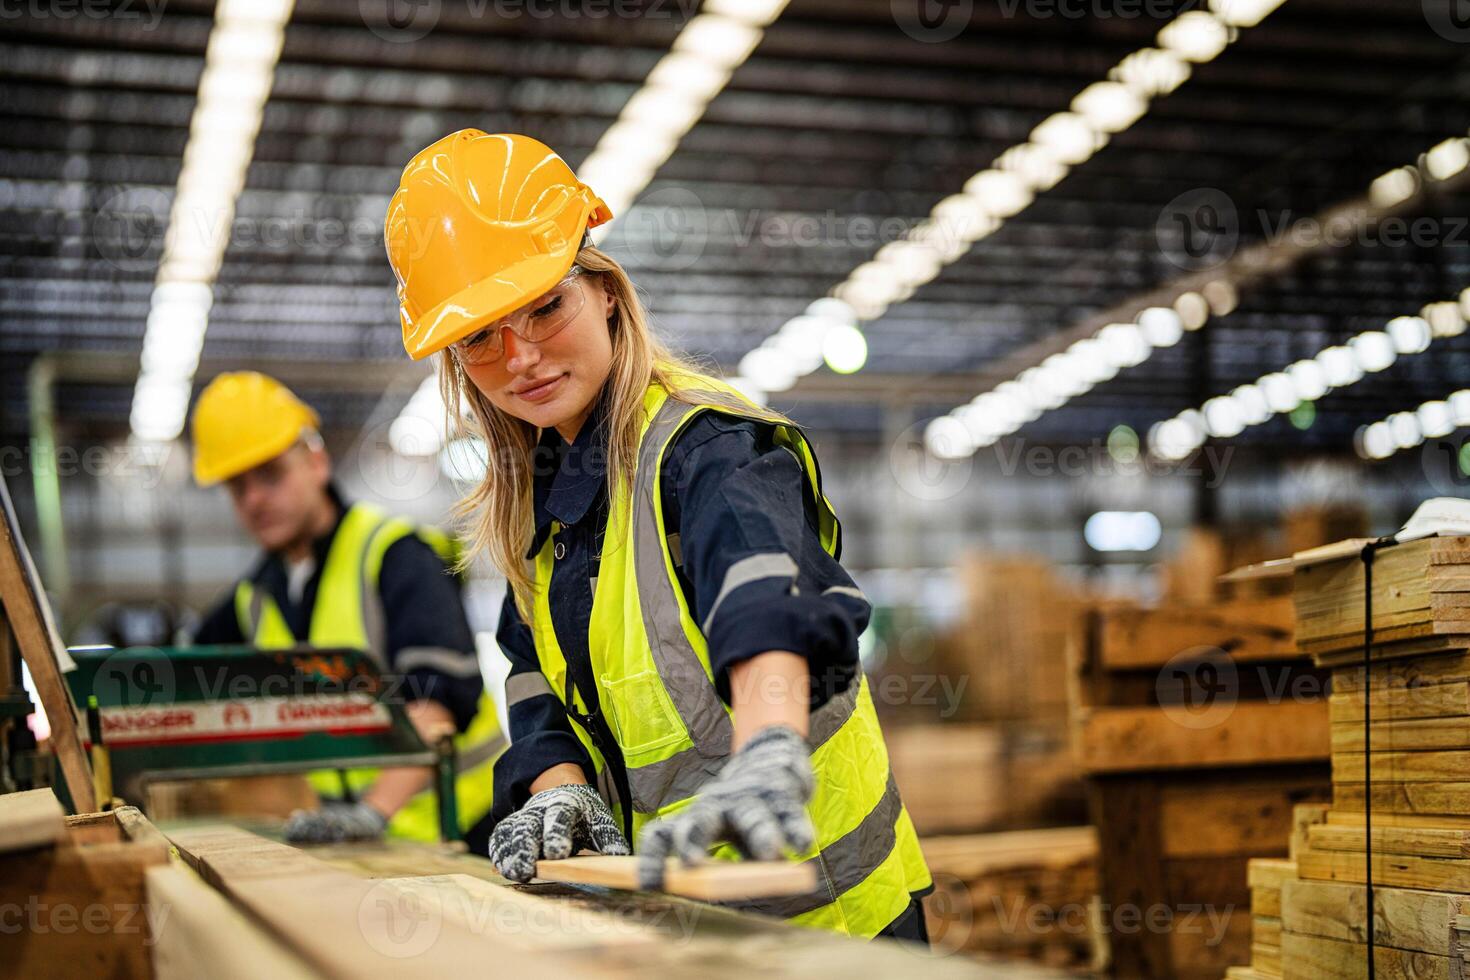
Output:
[1069,596,1331,980]
[0,794,169,978]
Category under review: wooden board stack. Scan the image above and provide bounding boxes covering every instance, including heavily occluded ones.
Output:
[1251,534,1470,978]
[920,827,1098,969]
[939,553,1082,723]
[887,722,1082,835]
[1069,587,1332,979]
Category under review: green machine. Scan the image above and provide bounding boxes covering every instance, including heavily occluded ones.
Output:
[63,643,461,840]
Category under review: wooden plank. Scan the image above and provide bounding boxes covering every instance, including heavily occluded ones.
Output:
[375,874,663,950]
[1159,780,1321,859]
[1291,803,1332,861]
[1328,809,1470,830]
[918,826,1097,876]
[1298,847,1470,893]
[1304,622,1470,657]
[1329,682,1470,721]
[1330,653,1470,693]
[1334,780,1470,818]
[1248,858,1296,890]
[222,834,1007,980]
[1249,940,1281,976]
[1312,635,1470,669]
[1281,932,1452,980]
[1096,596,1295,670]
[534,855,818,902]
[0,788,66,853]
[1332,716,1470,753]
[1225,968,1273,980]
[1280,878,1470,955]
[146,864,320,980]
[1254,914,1282,947]
[0,476,93,812]
[1073,700,1329,774]
[166,826,562,979]
[1308,823,1470,858]
[1252,887,1282,918]
[1333,750,1470,783]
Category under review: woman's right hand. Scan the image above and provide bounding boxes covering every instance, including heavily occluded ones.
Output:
[488,783,630,882]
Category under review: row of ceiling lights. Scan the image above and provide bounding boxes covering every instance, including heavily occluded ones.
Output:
[129,0,295,443]
[921,129,1470,462]
[1151,295,1469,460]
[730,0,1291,400]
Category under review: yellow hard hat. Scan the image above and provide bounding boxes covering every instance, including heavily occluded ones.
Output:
[191,372,321,486]
[384,130,612,361]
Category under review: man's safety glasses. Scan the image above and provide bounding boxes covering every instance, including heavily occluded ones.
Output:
[450,266,588,366]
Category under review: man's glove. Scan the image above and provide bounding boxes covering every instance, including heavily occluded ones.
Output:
[489,783,630,883]
[636,725,814,890]
[283,800,388,845]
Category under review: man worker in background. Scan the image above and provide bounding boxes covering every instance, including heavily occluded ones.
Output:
[189,371,502,848]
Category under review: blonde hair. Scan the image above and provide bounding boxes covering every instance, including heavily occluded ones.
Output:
[439,244,788,617]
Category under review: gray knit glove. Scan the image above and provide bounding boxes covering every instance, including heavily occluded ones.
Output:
[283,800,388,845]
[636,725,815,890]
[489,783,631,883]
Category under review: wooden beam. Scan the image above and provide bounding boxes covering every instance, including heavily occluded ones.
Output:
[1281,932,1452,980]
[0,476,94,812]
[1332,750,1470,783]
[1073,700,1329,774]
[1281,877,1470,954]
[1334,781,1470,817]
[147,864,320,980]
[534,855,819,902]
[0,787,66,854]
[1328,682,1470,722]
[1307,823,1470,859]
[1298,847,1470,893]
[1095,597,1295,670]
[167,826,562,978]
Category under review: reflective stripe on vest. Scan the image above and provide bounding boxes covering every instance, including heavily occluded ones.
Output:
[234,501,499,842]
[526,377,932,938]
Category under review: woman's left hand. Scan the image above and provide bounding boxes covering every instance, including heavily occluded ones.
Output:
[635,724,815,890]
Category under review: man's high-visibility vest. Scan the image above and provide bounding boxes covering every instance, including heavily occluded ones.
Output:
[235,501,501,842]
[519,374,932,938]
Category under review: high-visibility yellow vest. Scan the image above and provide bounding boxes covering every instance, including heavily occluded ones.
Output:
[520,376,932,938]
[234,501,501,842]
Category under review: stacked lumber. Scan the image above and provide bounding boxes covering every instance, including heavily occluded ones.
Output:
[938,553,1082,723]
[1069,592,1332,979]
[0,790,170,978]
[165,825,1033,979]
[1260,534,1470,978]
[920,827,1098,968]
[887,722,1082,834]
[1235,804,1338,980]
[1294,535,1470,666]
[1226,856,1297,979]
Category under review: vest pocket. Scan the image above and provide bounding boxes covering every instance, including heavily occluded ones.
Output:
[599,668,688,761]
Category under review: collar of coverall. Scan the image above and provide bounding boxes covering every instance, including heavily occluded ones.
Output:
[524,386,612,558]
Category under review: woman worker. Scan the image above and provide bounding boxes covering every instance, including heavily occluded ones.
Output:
[384,130,932,941]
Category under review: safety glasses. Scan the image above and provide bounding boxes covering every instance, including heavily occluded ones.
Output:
[450,266,589,366]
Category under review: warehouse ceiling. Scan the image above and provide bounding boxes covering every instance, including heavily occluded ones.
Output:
[3,0,1469,457]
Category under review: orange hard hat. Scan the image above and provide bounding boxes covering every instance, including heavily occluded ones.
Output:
[385,130,612,361]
